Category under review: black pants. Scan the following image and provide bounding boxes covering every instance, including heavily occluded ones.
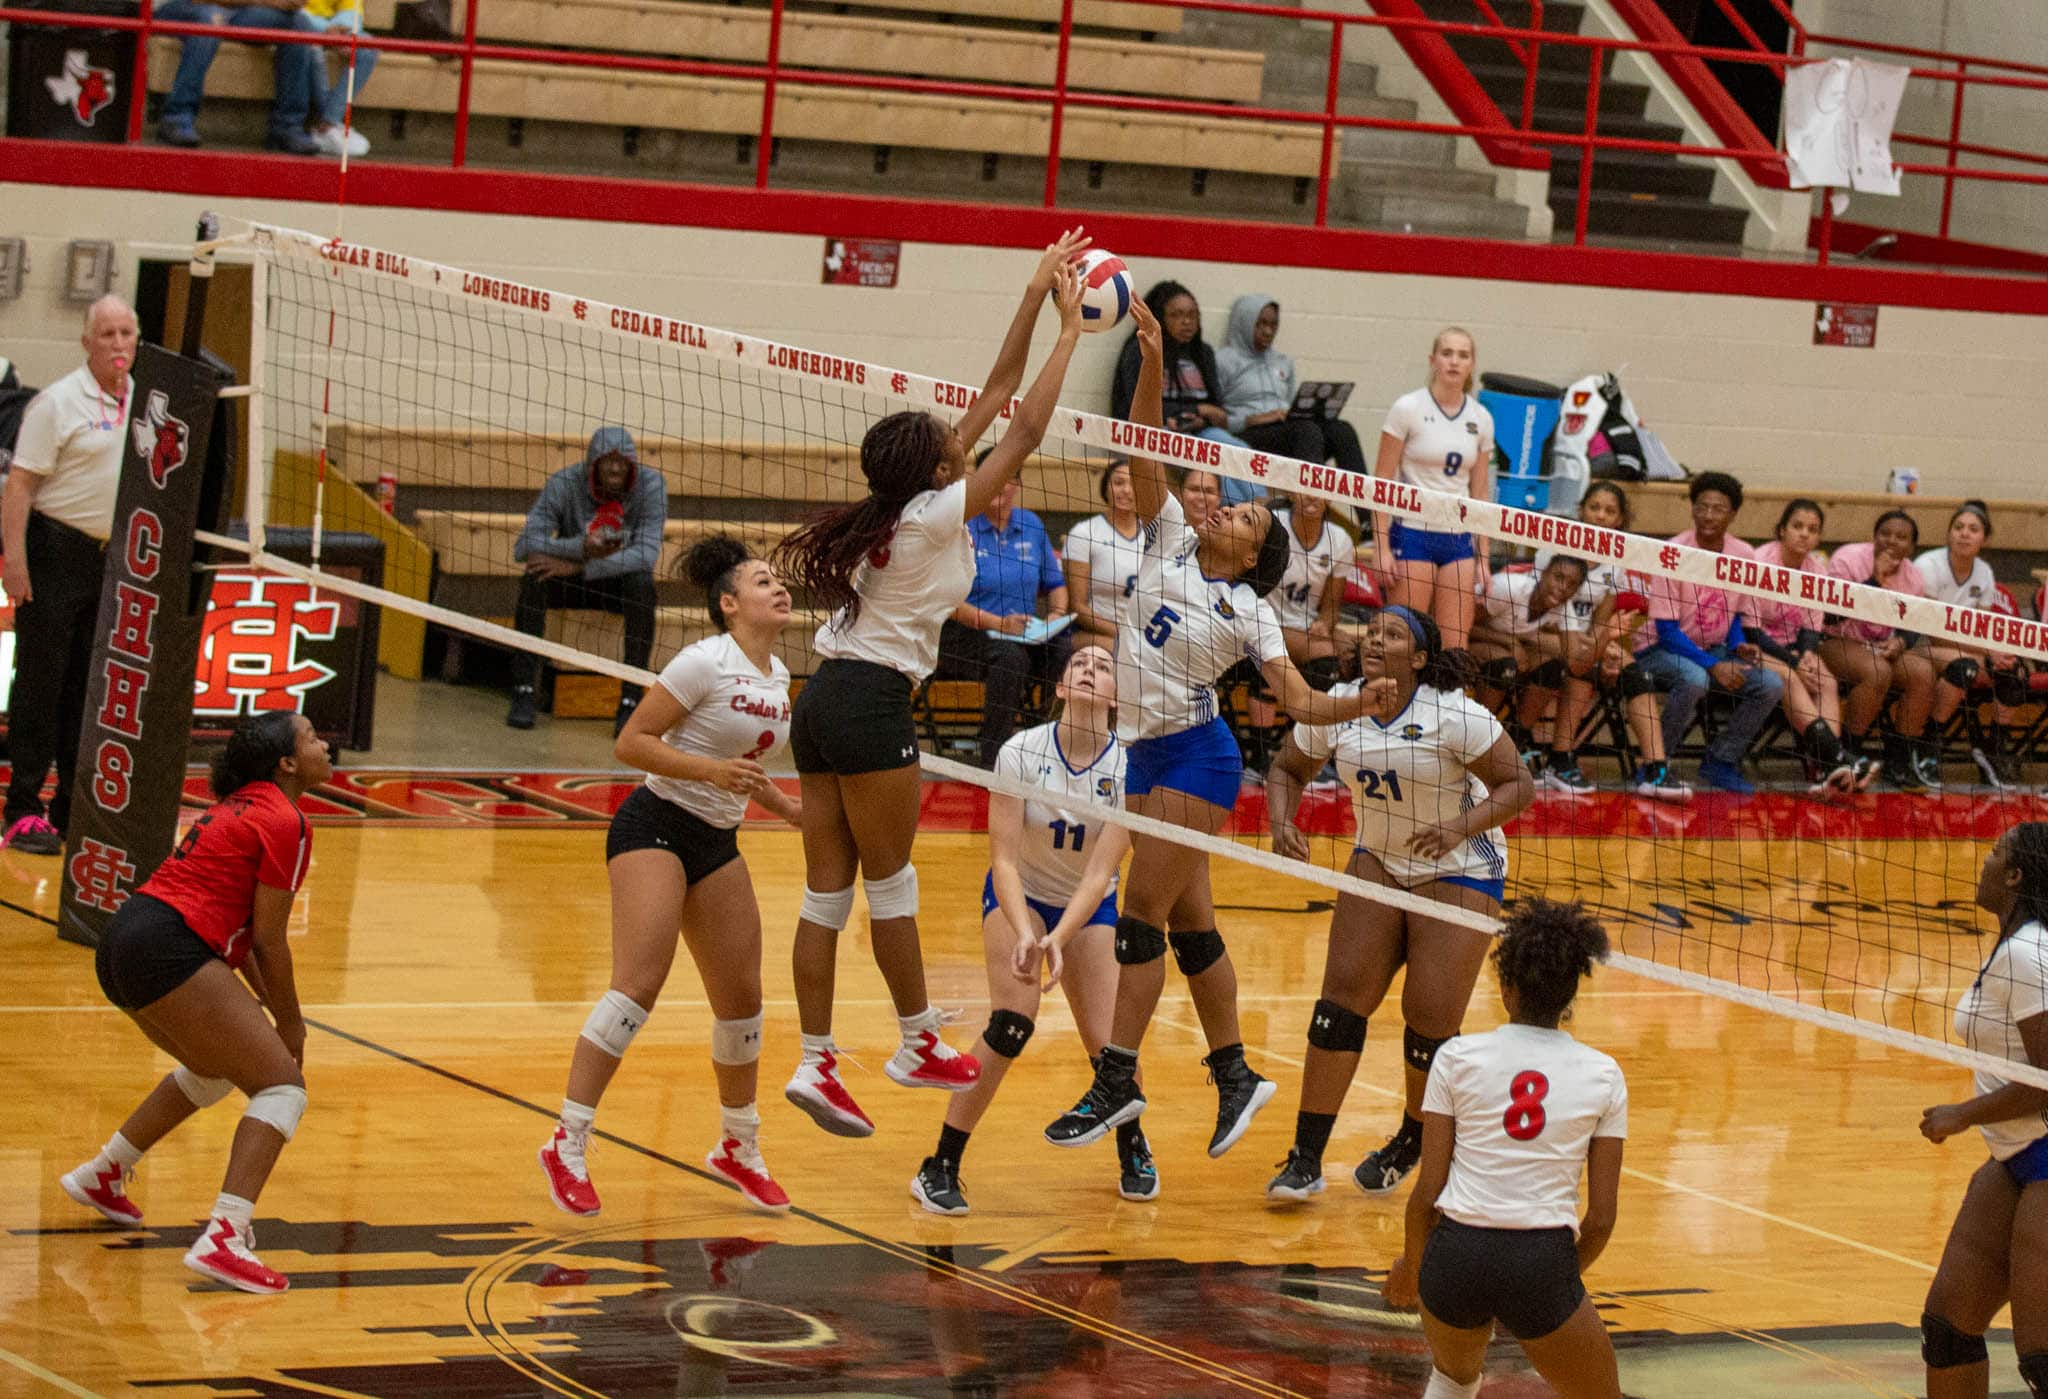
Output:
[512,569,657,698]
[6,514,108,833]
[933,619,1071,768]
[1240,417,1368,476]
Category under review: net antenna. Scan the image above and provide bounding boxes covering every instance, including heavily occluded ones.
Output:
[209,220,2048,1092]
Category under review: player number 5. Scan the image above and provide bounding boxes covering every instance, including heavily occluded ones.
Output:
[1144,605,1181,648]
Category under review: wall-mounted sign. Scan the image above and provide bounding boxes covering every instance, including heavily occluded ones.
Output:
[1815,302,1879,347]
[824,239,902,288]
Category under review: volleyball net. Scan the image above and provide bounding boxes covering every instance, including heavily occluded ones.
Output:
[213,220,2048,1089]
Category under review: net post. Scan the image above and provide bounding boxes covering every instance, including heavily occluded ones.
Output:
[181,212,219,360]
[244,245,270,559]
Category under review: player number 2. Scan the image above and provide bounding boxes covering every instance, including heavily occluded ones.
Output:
[1503,1069,1550,1141]
[1049,818,1087,853]
[1444,450,1464,478]
[1353,768,1405,802]
[742,730,776,761]
[1144,605,1182,648]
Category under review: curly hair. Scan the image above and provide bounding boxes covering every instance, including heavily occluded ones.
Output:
[1688,470,1745,512]
[1492,898,1611,1025]
[683,534,752,632]
[772,410,945,626]
[210,712,303,799]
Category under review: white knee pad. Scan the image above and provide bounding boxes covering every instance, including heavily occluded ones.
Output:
[243,1084,308,1141]
[710,1012,764,1066]
[864,863,919,921]
[799,884,856,931]
[580,989,651,1060]
[174,1065,234,1108]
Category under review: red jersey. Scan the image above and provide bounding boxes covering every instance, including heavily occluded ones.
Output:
[142,780,311,967]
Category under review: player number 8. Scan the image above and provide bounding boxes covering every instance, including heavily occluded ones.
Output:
[1502,1069,1549,1141]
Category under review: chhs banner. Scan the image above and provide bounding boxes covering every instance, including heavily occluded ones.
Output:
[58,342,234,948]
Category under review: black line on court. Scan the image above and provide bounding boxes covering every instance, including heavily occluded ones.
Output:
[0,895,59,927]
[303,1015,1290,1395]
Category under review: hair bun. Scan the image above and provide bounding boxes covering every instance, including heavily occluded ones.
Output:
[684,535,750,588]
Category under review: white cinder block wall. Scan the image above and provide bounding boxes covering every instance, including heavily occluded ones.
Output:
[3,183,2045,501]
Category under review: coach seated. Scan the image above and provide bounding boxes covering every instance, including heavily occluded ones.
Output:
[153,0,325,154]
[934,475,1071,767]
[506,426,666,735]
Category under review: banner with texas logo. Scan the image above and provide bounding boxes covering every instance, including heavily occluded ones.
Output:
[59,343,234,948]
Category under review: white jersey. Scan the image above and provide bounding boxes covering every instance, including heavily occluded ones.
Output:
[1954,919,2048,1160]
[1063,513,1145,632]
[1116,492,1287,743]
[1293,682,1508,889]
[1426,1023,1628,1234]
[1482,568,1584,638]
[643,632,793,828]
[814,479,974,683]
[1536,548,1637,633]
[1270,510,1356,631]
[1916,547,1999,612]
[993,720,1126,907]
[1381,387,1494,498]
[11,364,133,540]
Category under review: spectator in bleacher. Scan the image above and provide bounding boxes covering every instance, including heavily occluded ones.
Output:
[934,474,1070,767]
[1,297,136,857]
[1215,294,1368,483]
[1916,501,2026,787]
[1750,499,1869,796]
[1821,510,1940,790]
[507,426,666,735]
[303,0,377,157]
[1239,490,1354,776]
[1063,460,1142,644]
[1470,554,1590,788]
[1111,282,1255,505]
[153,0,324,154]
[1635,471,1784,796]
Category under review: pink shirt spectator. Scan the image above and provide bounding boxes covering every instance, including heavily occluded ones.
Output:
[1751,539,1829,647]
[1826,541,1927,644]
[1647,528,1756,651]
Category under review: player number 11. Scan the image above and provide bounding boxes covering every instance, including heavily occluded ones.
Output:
[1049,818,1087,853]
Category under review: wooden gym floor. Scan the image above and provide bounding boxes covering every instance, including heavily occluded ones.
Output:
[3,775,2045,1398]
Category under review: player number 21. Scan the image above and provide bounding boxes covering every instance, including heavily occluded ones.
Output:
[1353,768,1405,801]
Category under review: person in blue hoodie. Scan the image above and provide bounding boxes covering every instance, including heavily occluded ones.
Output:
[508,426,667,734]
[1215,294,1368,480]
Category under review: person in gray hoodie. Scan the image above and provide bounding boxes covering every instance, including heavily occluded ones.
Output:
[508,425,667,733]
[1214,294,1367,480]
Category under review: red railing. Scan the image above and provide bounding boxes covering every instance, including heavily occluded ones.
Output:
[5,0,2047,254]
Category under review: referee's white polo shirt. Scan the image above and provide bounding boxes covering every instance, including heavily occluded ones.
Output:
[12,365,132,541]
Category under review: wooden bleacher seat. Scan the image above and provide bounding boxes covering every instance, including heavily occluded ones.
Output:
[363,0,1183,36]
[148,45,1321,178]
[545,604,828,674]
[330,427,1113,517]
[412,510,798,578]
[468,0,1245,102]
[913,678,986,757]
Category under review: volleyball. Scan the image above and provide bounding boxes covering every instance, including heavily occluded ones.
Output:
[1075,249,1133,333]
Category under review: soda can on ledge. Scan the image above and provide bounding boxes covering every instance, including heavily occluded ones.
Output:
[1887,468,1920,494]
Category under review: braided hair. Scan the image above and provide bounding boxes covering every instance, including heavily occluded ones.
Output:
[210,712,303,799]
[773,410,945,626]
[684,534,752,632]
[2005,821,2048,931]
[1492,897,1611,1026]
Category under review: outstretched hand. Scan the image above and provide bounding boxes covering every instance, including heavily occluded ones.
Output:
[1130,293,1162,362]
[1051,262,1085,336]
[1031,227,1091,293]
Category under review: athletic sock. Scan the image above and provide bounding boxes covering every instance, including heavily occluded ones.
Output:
[1422,1368,1482,1399]
[1805,718,1845,768]
[1393,1113,1424,1147]
[1098,1045,1139,1080]
[1294,1111,1335,1162]
[560,1099,595,1133]
[935,1123,971,1168]
[213,1192,255,1228]
[719,1103,759,1142]
[1548,749,1576,770]
[799,1031,835,1060]
[103,1132,143,1169]
[899,1006,942,1041]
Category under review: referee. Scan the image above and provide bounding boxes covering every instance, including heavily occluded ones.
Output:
[2,296,137,856]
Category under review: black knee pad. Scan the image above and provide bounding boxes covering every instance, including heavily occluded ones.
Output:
[1617,662,1657,700]
[1306,998,1368,1053]
[1481,656,1519,691]
[1995,666,2030,708]
[2020,1350,2048,1398]
[1526,657,1567,690]
[1403,1025,1451,1073]
[1300,655,1342,693]
[1942,657,1981,690]
[1114,914,1167,966]
[981,1008,1035,1060]
[1921,1312,1989,1370]
[1169,928,1226,977]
